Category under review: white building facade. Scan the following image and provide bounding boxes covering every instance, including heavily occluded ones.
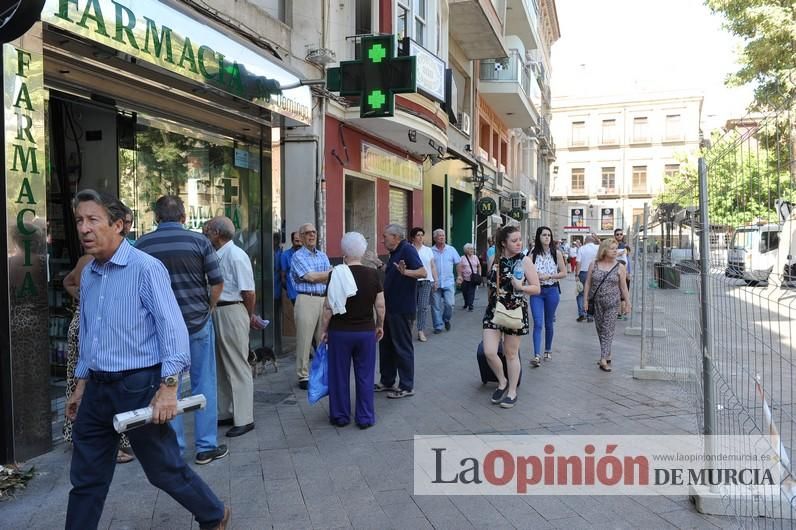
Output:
[550,93,703,243]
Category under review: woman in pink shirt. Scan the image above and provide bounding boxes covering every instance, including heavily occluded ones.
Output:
[457,243,482,311]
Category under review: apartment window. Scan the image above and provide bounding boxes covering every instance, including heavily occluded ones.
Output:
[601,119,617,144]
[396,0,426,46]
[355,0,373,35]
[632,165,647,193]
[632,208,645,229]
[664,163,680,179]
[665,114,682,141]
[414,0,427,47]
[571,168,585,193]
[571,121,586,147]
[601,167,616,193]
[632,116,649,143]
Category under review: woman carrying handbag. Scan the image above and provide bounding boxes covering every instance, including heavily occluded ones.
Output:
[457,243,482,311]
[481,226,541,408]
[583,239,631,372]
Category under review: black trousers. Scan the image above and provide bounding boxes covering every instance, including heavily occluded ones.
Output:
[378,312,415,391]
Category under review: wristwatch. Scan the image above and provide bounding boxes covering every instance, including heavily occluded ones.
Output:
[161,375,179,388]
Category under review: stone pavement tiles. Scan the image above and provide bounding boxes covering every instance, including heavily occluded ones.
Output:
[4,274,736,529]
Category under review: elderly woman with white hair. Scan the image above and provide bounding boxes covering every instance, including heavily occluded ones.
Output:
[456,243,481,311]
[320,232,386,428]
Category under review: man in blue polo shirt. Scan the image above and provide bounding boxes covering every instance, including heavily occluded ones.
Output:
[136,195,228,465]
[377,224,427,399]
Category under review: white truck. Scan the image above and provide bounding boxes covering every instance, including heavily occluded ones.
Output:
[775,200,795,288]
[725,200,794,287]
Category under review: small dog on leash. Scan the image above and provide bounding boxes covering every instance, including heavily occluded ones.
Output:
[248,346,278,376]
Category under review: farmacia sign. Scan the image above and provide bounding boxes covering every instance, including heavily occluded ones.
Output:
[42,0,312,124]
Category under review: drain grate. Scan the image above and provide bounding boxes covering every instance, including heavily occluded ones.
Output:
[254,391,292,405]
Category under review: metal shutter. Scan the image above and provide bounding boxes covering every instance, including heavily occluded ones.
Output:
[389,187,410,229]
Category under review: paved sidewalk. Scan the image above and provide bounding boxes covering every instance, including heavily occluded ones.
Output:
[4,275,732,529]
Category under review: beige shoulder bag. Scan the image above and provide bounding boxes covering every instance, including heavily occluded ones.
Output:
[490,262,524,330]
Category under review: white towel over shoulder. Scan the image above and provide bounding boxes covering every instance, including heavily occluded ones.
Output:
[327,264,358,315]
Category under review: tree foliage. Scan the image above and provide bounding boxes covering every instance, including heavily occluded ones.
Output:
[656,130,795,226]
[705,0,795,109]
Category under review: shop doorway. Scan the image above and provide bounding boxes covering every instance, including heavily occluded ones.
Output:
[450,189,473,253]
[431,184,445,232]
[344,175,376,250]
[45,94,271,444]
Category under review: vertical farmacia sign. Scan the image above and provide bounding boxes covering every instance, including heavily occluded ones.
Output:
[5,43,45,300]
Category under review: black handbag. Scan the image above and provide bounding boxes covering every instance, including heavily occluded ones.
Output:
[587,263,619,316]
[466,255,482,285]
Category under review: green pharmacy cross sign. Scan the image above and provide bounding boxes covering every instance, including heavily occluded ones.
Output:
[327,35,416,118]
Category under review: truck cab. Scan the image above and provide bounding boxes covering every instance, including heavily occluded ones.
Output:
[775,200,795,288]
[726,224,780,285]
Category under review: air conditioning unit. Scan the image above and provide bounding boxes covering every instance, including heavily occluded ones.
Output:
[510,191,526,209]
[305,48,336,65]
[457,112,471,135]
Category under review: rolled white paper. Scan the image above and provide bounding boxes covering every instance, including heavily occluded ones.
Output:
[112,394,207,433]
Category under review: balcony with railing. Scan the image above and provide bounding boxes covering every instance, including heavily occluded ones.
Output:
[449,0,508,59]
[505,0,541,51]
[479,50,538,128]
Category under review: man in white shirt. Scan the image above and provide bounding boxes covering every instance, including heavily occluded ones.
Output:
[206,216,258,438]
[576,235,599,322]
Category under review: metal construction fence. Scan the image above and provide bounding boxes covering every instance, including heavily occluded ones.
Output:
[630,107,795,526]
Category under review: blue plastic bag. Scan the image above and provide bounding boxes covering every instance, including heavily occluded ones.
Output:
[308,343,329,404]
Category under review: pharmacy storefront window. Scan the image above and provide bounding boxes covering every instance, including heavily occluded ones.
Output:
[119,116,261,242]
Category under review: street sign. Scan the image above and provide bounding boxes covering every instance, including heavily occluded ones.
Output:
[477,197,497,216]
[509,208,525,222]
[326,35,416,118]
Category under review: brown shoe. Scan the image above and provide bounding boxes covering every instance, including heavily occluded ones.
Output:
[418,331,427,342]
[209,506,230,530]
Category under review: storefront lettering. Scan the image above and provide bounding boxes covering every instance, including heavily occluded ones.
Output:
[361,142,422,188]
[142,17,174,63]
[49,0,301,117]
[6,46,44,297]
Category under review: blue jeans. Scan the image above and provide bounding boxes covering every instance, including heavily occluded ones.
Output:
[431,286,455,330]
[530,285,561,356]
[171,318,218,454]
[576,271,588,317]
[67,366,224,529]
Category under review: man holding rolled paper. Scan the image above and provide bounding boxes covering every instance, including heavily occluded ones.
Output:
[65,190,229,530]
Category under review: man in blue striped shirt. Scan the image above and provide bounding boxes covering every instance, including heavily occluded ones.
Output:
[136,195,227,465]
[291,223,331,389]
[65,190,228,530]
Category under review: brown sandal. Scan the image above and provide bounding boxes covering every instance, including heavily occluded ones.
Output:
[598,359,612,372]
[116,449,135,464]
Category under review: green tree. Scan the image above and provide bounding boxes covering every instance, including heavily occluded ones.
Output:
[656,130,795,226]
[705,0,795,181]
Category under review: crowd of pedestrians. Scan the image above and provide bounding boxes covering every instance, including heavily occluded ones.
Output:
[60,186,636,529]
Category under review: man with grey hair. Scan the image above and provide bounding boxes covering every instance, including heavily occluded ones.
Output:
[291,222,331,389]
[576,234,599,322]
[378,224,426,398]
[431,229,461,333]
[136,196,227,464]
[206,216,257,438]
[65,190,228,529]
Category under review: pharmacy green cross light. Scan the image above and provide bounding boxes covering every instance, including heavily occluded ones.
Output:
[326,35,416,118]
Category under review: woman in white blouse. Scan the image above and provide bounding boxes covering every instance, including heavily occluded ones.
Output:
[528,226,567,366]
